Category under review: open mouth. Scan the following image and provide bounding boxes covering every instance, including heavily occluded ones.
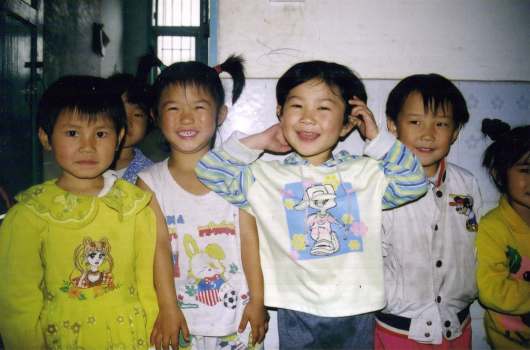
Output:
[178,130,198,137]
[297,131,319,141]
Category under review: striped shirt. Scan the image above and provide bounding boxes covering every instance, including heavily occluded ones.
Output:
[196,131,427,317]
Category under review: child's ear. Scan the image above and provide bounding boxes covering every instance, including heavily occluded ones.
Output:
[38,127,52,151]
[117,128,126,146]
[450,127,460,144]
[276,105,282,119]
[340,116,355,138]
[386,117,398,136]
[217,105,228,126]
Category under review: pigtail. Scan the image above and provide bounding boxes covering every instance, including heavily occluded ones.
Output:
[214,55,246,104]
[481,118,530,194]
[481,118,511,142]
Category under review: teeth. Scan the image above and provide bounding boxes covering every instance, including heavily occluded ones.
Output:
[179,130,196,137]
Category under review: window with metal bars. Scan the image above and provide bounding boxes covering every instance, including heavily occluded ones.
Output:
[152,0,209,65]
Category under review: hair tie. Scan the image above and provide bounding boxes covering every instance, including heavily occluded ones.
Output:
[213,65,222,74]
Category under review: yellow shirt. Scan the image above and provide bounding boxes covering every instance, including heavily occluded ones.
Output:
[0,178,158,350]
[476,196,530,349]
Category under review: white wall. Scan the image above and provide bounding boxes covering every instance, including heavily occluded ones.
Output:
[216,1,530,349]
[219,0,530,80]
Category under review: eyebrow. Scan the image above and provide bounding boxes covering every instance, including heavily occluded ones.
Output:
[161,98,212,107]
[286,95,339,104]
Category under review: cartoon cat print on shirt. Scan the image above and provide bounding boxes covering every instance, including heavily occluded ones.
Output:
[283,176,368,260]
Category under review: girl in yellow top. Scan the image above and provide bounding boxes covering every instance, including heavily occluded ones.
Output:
[477,118,530,350]
[0,76,178,349]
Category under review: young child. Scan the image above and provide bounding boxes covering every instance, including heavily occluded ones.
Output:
[0,76,159,349]
[477,118,530,350]
[196,60,428,349]
[107,73,154,183]
[376,73,482,349]
[137,55,268,349]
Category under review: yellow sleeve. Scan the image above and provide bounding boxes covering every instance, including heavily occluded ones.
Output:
[0,204,46,349]
[476,219,530,314]
[134,206,159,334]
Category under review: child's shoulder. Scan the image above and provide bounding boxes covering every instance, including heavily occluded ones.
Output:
[445,162,479,185]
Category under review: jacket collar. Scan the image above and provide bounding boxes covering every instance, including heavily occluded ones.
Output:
[283,150,355,167]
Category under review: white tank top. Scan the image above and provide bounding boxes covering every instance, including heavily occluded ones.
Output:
[138,159,248,336]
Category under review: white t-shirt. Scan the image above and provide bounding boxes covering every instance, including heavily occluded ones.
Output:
[138,159,248,337]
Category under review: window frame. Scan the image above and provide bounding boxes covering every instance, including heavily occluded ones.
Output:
[151,0,209,64]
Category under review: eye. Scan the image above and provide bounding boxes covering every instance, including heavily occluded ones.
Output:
[518,166,530,174]
[133,112,145,119]
[409,120,420,126]
[318,106,331,111]
[65,130,78,137]
[96,131,109,138]
[436,121,449,128]
[88,253,97,259]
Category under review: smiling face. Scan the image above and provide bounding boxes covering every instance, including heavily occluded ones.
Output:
[388,91,459,177]
[279,79,353,165]
[157,83,226,157]
[39,109,123,191]
[506,151,530,218]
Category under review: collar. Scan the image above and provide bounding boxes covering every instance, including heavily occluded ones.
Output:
[15,178,151,228]
[428,158,447,189]
[499,196,530,234]
[283,150,355,167]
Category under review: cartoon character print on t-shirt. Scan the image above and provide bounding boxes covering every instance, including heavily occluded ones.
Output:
[492,246,530,346]
[60,237,117,299]
[175,223,249,310]
[449,194,478,232]
[167,215,181,278]
[283,174,368,260]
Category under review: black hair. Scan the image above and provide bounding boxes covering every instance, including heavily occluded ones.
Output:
[37,75,127,136]
[151,55,245,119]
[106,73,154,132]
[106,73,152,114]
[482,118,530,194]
[386,74,469,129]
[276,60,367,124]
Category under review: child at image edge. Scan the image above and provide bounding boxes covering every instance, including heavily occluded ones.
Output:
[0,76,160,349]
[375,74,483,349]
[477,118,530,350]
[196,60,428,349]
[137,55,267,349]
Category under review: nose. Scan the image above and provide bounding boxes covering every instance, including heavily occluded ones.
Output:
[179,109,194,125]
[420,123,435,141]
[300,109,316,125]
[79,134,96,152]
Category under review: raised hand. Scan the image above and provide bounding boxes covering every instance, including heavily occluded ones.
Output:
[349,96,379,141]
[240,123,291,154]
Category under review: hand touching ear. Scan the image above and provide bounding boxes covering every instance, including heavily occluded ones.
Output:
[241,123,291,154]
[348,97,379,141]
